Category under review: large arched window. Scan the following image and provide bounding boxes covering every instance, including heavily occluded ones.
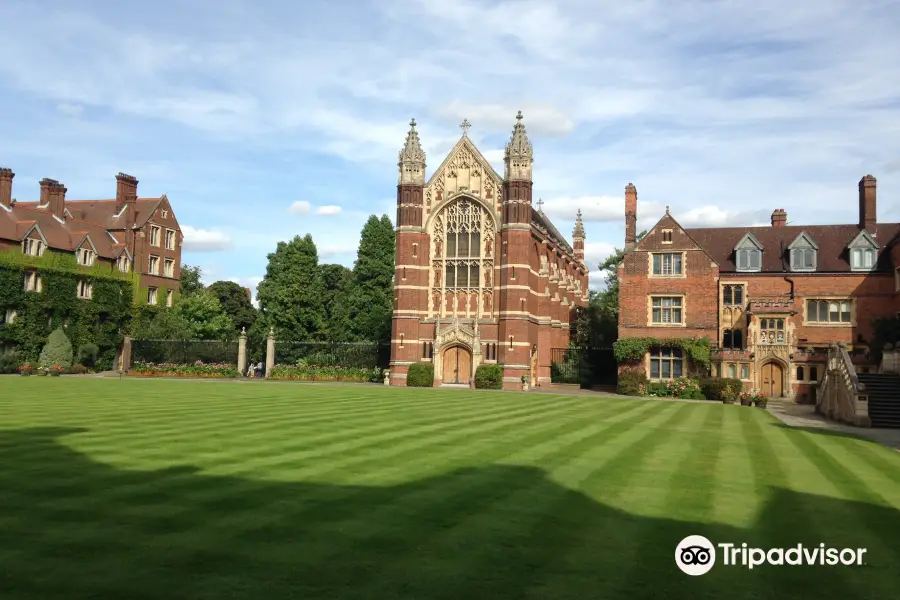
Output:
[430,197,495,317]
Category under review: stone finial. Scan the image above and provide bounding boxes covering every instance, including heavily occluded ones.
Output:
[240,326,246,336]
[268,327,275,338]
[398,117,426,185]
[573,208,585,239]
[504,110,533,181]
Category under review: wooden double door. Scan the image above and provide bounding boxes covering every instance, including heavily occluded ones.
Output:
[761,362,784,397]
[442,346,472,384]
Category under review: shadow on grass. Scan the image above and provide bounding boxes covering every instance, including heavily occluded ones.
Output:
[0,428,898,600]
[770,422,900,450]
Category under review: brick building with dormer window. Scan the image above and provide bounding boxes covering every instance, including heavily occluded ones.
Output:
[617,175,900,402]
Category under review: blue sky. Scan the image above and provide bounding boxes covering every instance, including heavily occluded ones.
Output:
[1,0,899,295]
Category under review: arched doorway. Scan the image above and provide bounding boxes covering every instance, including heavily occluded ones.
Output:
[761,361,784,397]
[442,345,472,384]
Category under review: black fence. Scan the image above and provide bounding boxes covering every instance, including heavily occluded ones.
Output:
[550,347,617,388]
[132,339,239,366]
[275,341,391,370]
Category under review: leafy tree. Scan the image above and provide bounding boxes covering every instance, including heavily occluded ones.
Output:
[179,264,204,297]
[38,327,74,369]
[320,264,353,340]
[176,292,235,340]
[256,234,326,343]
[130,306,191,340]
[574,230,647,347]
[343,215,395,342]
[206,280,257,334]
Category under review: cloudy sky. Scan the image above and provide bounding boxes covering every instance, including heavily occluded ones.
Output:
[1,0,899,294]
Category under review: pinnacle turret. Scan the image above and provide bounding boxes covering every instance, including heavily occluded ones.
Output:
[504,110,533,181]
[573,209,585,239]
[398,118,426,185]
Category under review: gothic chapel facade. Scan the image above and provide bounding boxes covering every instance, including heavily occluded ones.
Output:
[389,113,589,389]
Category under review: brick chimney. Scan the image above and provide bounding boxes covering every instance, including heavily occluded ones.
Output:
[39,178,68,219]
[624,182,637,250]
[771,208,787,227]
[859,174,876,233]
[116,172,138,210]
[0,168,13,209]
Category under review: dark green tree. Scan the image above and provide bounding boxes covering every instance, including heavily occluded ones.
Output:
[206,280,258,334]
[256,234,326,343]
[131,306,190,340]
[343,215,395,343]
[176,292,234,340]
[574,230,647,347]
[179,264,204,297]
[320,264,353,340]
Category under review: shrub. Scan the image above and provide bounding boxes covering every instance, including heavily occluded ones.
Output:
[406,362,434,387]
[268,364,372,382]
[617,370,648,396]
[69,364,89,375]
[0,351,22,374]
[700,378,743,400]
[130,361,240,378]
[77,343,100,367]
[474,364,503,389]
[38,328,74,370]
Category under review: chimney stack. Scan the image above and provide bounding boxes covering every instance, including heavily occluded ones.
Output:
[771,208,787,227]
[859,174,877,233]
[48,180,67,220]
[115,172,139,212]
[624,183,637,250]
[39,178,56,208]
[0,168,13,209]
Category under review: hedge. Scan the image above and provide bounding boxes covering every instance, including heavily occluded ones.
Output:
[474,364,503,389]
[407,362,434,387]
[699,378,744,400]
[617,371,648,396]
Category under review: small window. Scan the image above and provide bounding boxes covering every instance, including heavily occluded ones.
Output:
[740,364,749,380]
[166,289,174,307]
[165,229,176,250]
[117,255,131,273]
[161,209,169,219]
[727,363,736,378]
[652,253,683,276]
[150,226,161,247]
[412,243,418,258]
[77,280,92,300]
[661,229,673,243]
[649,347,683,379]
[736,248,761,272]
[790,248,816,271]
[809,366,819,381]
[3,309,17,324]
[77,247,95,266]
[148,255,159,275]
[23,271,42,293]
[723,285,744,306]
[651,297,683,324]
[850,247,875,271]
[148,287,158,305]
[760,318,785,344]
[796,365,805,381]
[22,238,44,257]
[807,300,851,324]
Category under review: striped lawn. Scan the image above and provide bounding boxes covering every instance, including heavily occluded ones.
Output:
[1,378,899,600]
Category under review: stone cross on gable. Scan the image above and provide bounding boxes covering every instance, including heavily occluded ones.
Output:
[460,119,471,136]
[536,198,544,211]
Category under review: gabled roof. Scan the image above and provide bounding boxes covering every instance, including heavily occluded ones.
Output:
[848,229,878,249]
[532,209,573,253]
[788,231,818,250]
[686,222,900,273]
[426,135,503,187]
[734,232,763,250]
[15,197,165,229]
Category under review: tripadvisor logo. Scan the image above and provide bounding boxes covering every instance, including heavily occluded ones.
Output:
[675,535,867,576]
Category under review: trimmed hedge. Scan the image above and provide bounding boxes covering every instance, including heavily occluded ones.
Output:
[617,370,648,396]
[406,362,434,387]
[474,364,503,389]
[699,378,743,400]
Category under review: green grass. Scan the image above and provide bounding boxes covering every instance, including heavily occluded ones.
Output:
[1,378,899,599]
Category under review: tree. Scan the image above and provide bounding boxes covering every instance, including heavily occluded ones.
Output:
[574,230,647,347]
[343,215,395,342]
[256,234,326,343]
[320,264,353,340]
[38,327,74,369]
[130,306,190,340]
[206,280,257,334]
[176,292,234,340]
[179,264,204,297]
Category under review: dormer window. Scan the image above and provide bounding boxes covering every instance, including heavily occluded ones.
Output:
[847,230,878,272]
[117,254,131,273]
[22,238,44,257]
[788,232,817,272]
[734,233,763,272]
[77,247,96,266]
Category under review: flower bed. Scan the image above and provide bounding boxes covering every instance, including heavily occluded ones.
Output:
[129,361,240,378]
[268,364,380,382]
[641,376,706,400]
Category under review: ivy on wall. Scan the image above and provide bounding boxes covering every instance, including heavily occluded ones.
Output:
[0,250,135,369]
[613,336,712,371]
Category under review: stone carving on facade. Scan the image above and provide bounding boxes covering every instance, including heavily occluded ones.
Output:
[540,255,549,276]
[484,237,492,257]
[484,267,492,288]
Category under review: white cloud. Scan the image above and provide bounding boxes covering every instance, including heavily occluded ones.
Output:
[288,201,311,214]
[436,101,575,137]
[315,205,342,216]
[542,195,664,223]
[56,103,84,116]
[181,225,233,252]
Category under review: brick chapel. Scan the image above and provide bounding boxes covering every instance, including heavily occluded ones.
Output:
[389,113,589,389]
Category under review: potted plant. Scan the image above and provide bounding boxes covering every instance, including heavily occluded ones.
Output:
[521,374,530,391]
[49,364,63,377]
[753,392,768,408]
[18,364,33,376]
[36,366,48,377]
[721,384,736,404]
[739,391,753,406]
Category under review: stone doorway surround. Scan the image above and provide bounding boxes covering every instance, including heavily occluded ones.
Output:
[433,318,482,386]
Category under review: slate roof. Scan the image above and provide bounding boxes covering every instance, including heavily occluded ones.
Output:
[684,223,900,274]
[532,208,573,253]
[0,203,132,259]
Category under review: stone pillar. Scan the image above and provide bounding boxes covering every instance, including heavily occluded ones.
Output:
[265,327,275,377]
[237,327,248,376]
[121,335,132,372]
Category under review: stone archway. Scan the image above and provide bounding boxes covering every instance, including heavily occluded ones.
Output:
[760,360,786,397]
[442,345,472,384]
